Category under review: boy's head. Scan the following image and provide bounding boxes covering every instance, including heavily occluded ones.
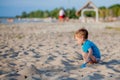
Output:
[74,28,88,44]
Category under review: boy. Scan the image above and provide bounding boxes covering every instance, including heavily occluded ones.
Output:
[74,28,101,68]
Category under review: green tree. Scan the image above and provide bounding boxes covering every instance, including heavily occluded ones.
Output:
[84,11,95,17]
[109,4,120,17]
[50,8,60,18]
[99,6,107,19]
[43,10,50,18]
[21,11,28,18]
[66,8,78,19]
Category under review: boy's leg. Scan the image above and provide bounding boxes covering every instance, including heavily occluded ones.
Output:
[90,55,97,62]
[80,52,88,63]
[80,52,88,68]
[81,52,98,63]
[89,55,100,64]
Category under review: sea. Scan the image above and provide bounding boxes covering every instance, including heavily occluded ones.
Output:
[0,18,57,24]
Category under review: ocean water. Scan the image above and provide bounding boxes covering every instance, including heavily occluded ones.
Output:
[0,18,57,24]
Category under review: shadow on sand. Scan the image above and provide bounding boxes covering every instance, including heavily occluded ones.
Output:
[100,59,120,73]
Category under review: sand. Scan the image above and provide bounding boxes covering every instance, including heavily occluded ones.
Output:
[0,20,120,80]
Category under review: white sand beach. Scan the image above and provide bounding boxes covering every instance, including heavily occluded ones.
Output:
[0,20,120,80]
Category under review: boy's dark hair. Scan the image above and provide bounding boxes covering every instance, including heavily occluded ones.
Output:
[75,28,88,39]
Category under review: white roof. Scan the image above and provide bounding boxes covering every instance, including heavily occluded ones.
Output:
[76,0,98,16]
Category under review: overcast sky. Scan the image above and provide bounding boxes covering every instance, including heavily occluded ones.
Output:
[0,0,120,17]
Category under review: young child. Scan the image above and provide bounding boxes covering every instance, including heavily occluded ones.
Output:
[74,28,101,68]
[59,8,66,22]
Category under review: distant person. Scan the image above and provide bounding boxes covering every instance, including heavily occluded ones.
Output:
[7,18,14,23]
[59,9,66,22]
[74,28,101,68]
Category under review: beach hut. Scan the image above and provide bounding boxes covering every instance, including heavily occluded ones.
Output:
[76,0,99,22]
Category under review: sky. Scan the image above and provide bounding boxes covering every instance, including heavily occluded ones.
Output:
[0,0,120,17]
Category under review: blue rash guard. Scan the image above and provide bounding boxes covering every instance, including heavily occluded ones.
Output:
[82,40,101,59]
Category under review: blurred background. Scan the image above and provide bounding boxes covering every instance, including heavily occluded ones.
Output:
[0,0,120,23]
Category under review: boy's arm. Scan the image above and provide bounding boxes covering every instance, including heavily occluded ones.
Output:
[80,47,92,62]
[81,48,93,63]
[86,48,93,62]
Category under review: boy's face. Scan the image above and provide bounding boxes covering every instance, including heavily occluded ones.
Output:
[75,36,84,45]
